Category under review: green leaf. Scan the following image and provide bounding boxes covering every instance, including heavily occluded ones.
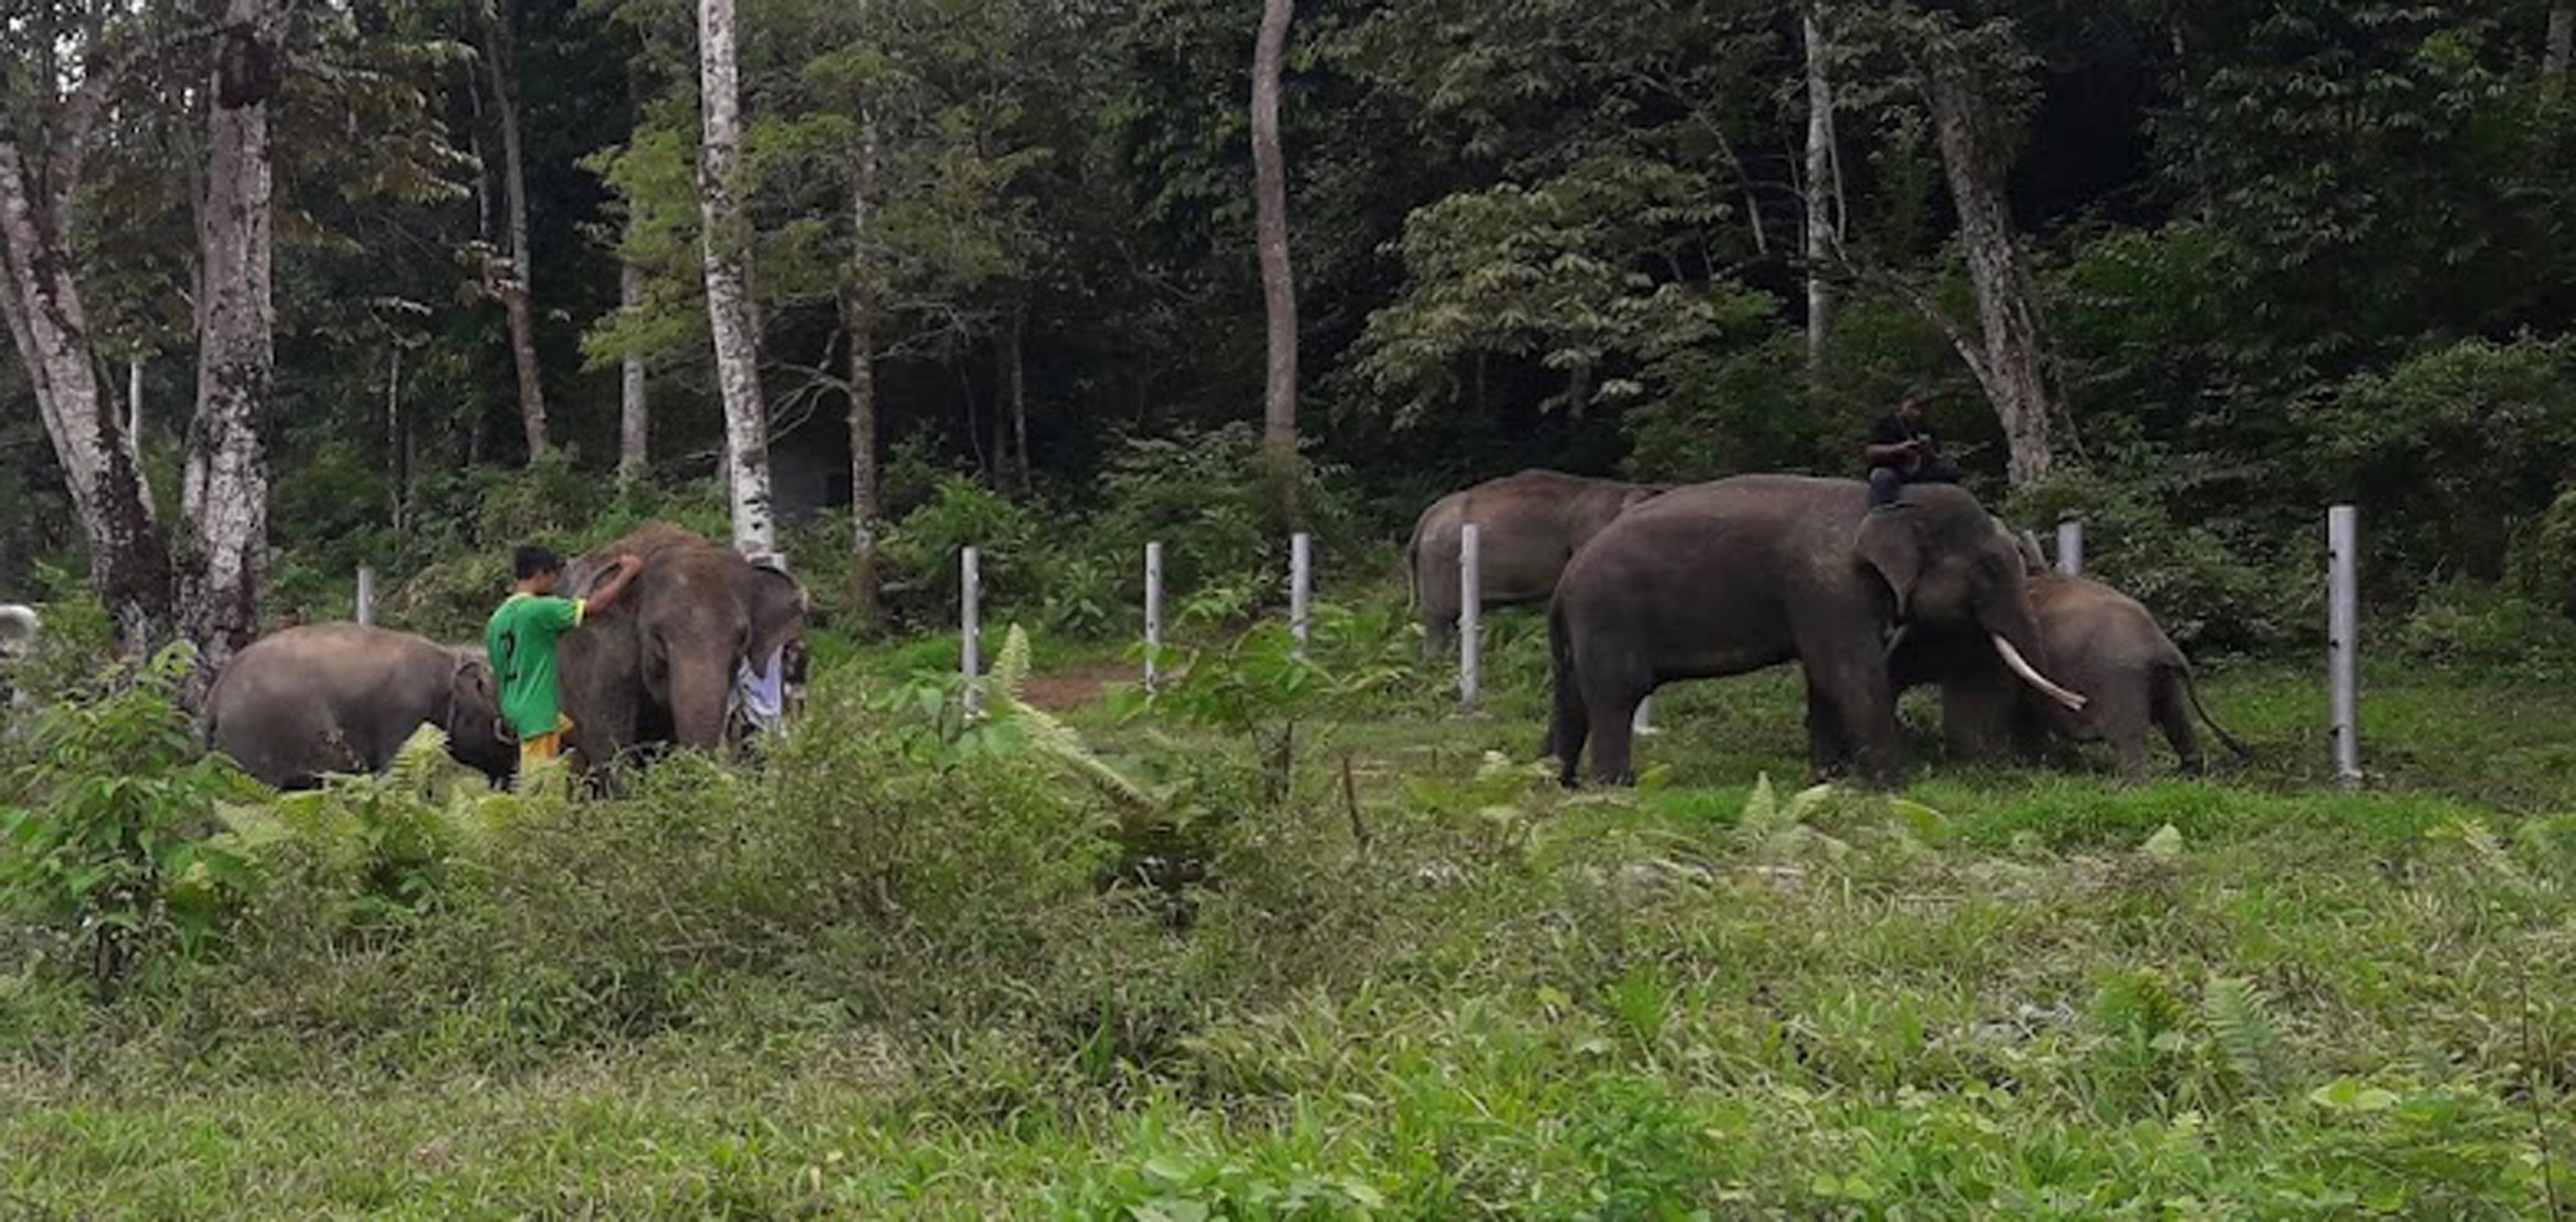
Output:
[2142,823,2186,863]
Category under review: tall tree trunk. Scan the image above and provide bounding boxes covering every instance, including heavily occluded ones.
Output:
[847,136,879,623]
[185,1,279,678]
[1919,29,2076,488]
[1250,0,1298,462]
[126,358,144,458]
[846,119,879,624]
[617,65,648,486]
[618,254,648,482]
[477,0,547,458]
[1803,2,1840,379]
[1006,306,1030,496]
[2552,7,2574,82]
[387,345,408,529]
[987,337,1009,490]
[696,0,776,552]
[0,136,170,652]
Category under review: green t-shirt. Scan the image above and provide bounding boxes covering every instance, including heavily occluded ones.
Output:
[485,593,585,740]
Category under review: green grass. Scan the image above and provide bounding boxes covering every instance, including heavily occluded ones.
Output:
[5,626,2575,1218]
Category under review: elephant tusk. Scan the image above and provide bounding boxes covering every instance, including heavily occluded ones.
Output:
[1883,624,1911,661]
[1991,633,2088,711]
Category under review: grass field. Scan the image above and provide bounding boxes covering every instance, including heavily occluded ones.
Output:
[5,617,2576,1218]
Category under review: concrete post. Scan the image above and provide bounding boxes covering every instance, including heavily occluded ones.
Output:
[2329,506,2360,788]
[2056,519,2084,577]
[1144,541,1164,691]
[961,547,982,717]
[356,567,376,627]
[1290,532,1311,656]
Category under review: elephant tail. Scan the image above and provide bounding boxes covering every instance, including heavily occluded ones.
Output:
[1546,600,1587,785]
[1403,514,1427,618]
[2178,665,2252,759]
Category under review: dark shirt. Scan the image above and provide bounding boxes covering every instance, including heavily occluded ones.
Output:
[1868,412,1932,471]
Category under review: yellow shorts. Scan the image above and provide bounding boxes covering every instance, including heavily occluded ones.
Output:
[519,714,574,766]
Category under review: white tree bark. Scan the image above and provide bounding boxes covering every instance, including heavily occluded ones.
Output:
[184,0,279,676]
[697,0,775,552]
[0,133,169,650]
[478,0,547,458]
[1919,29,2076,488]
[847,119,880,621]
[619,254,648,483]
[126,358,144,458]
[1251,0,1298,461]
[1803,2,1841,376]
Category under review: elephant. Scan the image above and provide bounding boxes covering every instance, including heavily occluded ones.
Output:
[204,623,515,789]
[556,522,807,770]
[1405,470,1662,654]
[1889,571,2249,780]
[1546,475,2087,788]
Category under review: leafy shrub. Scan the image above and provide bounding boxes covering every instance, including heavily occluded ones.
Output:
[1088,423,1272,609]
[224,727,505,934]
[1622,333,1840,482]
[2318,335,2576,587]
[2398,580,2576,667]
[0,647,254,995]
[880,474,1037,629]
[2007,472,2297,652]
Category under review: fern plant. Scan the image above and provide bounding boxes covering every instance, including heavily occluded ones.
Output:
[2201,975,2285,1099]
[243,726,502,931]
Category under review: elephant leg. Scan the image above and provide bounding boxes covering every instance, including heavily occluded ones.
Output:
[1584,681,1644,786]
[2153,671,2205,777]
[1803,679,1852,780]
[1937,664,2023,764]
[2098,684,2156,785]
[1421,615,1457,664]
[1807,646,1901,790]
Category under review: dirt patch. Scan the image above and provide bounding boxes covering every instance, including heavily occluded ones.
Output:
[1019,664,1143,712]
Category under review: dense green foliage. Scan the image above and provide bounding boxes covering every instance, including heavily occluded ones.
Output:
[8,623,2576,1214]
[11,0,2576,653]
[10,1,2576,1212]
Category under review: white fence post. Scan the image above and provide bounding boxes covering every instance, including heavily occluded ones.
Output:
[2329,505,2360,788]
[1144,541,1164,691]
[2056,519,2084,577]
[1633,694,1656,737]
[1458,522,1481,710]
[961,547,982,717]
[354,566,376,626]
[1290,532,1312,656]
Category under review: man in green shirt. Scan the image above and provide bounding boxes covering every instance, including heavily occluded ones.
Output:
[487,544,643,772]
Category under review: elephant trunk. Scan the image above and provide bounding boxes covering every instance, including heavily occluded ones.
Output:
[664,649,736,750]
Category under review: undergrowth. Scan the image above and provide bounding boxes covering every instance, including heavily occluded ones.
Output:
[3,628,2574,1217]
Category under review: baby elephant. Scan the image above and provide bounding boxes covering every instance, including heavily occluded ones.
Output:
[1891,573,2247,780]
[205,623,517,789]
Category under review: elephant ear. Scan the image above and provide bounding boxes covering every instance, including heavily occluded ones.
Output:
[1856,510,1924,619]
[448,654,498,731]
[739,561,808,664]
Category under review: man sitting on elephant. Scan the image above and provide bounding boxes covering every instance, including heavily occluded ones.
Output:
[487,544,643,772]
[1865,385,1963,510]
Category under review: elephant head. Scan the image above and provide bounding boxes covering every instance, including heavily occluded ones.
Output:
[559,525,810,766]
[1857,491,2086,714]
[444,653,517,783]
